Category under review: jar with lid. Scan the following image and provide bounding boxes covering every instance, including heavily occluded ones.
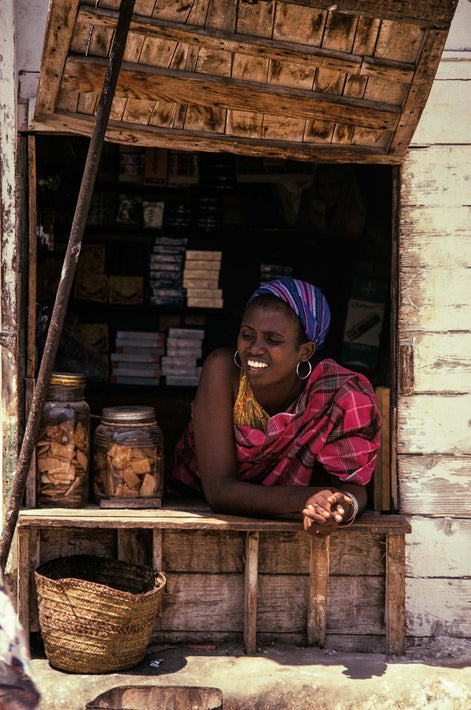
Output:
[36,372,90,508]
[93,406,164,507]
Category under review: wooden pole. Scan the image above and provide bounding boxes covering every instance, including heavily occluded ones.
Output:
[0,0,136,570]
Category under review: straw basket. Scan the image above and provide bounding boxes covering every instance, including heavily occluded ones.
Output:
[35,555,166,674]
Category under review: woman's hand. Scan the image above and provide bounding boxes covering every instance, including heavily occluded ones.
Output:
[302,489,353,538]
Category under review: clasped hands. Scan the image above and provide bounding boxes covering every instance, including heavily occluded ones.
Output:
[302,489,353,538]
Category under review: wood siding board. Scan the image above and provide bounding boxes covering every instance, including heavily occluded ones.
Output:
[412,79,471,146]
[352,16,380,56]
[87,25,115,58]
[69,21,94,55]
[109,96,128,121]
[406,578,471,637]
[163,530,245,573]
[35,0,81,115]
[139,36,179,68]
[55,89,79,113]
[399,333,471,393]
[405,517,471,578]
[232,54,269,83]
[122,97,155,124]
[399,268,471,332]
[62,56,400,129]
[397,394,471,454]
[183,104,226,133]
[76,92,98,115]
[307,537,330,646]
[352,127,391,149]
[375,20,424,63]
[261,115,305,142]
[389,29,450,156]
[237,0,275,39]
[399,457,471,517]
[31,110,396,163]
[400,207,471,269]
[205,0,237,32]
[363,76,405,106]
[152,0,195,23]
[267,60,315,91]
[226,110,263,139]
[244,531,259,655]
[149,100,180,127]
[385,534,406,654]
[401,146,471,207]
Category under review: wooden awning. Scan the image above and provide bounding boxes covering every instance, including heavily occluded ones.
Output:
[34,0,458,164]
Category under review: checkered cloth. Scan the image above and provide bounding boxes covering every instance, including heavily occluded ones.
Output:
[172,358,381,492]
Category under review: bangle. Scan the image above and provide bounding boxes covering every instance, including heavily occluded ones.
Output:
[339,492,359,527]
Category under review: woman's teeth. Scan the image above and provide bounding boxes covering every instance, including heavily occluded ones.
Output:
[248,360,267,369]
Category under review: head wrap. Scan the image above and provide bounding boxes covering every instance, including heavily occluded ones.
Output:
[247,278,331,348]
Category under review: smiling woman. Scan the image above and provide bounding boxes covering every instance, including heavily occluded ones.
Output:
[170,278,381,538]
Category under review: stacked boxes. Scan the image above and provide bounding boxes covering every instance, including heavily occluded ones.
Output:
[110,330,165,385]
[162,328,204,386]
[184,250,223,309]
[149,236,187,306]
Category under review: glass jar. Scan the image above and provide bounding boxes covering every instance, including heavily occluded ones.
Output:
[93,406,164,507]
[36,372,90,508]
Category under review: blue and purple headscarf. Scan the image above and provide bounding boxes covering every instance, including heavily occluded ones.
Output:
[247,278,331,348]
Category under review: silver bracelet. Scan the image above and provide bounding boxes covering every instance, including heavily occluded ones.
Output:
[340,492,359,527]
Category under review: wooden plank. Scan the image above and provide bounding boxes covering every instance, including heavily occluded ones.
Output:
[25,378,36,508]
[412,79,471,146]
[373,386,391,511]
[316,11,357,96]
[401,146,471,207]
[397,394,471,455]
[307,536,330,647]
[385,534,406,654]
[244,531,259,655]
[161,528,384,575]
[398,455,471,517]
[406,578,471,637]
[117,528,147,566]
[152,528,163,571]
[400,207,471,269]
[35,0,80,114]
[399,333,471,394]
[31,109,398,163]
[389,29,450,156]
[399,268,471,332]
[405,517,471,578]
[375,20,424,63]
[17,528,32,647]
[62,56,400,129]
[17,505,411,533]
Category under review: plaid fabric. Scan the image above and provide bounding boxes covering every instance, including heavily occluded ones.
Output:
[171,358,381,493]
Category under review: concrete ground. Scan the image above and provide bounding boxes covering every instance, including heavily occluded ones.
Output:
[30,642,471,710]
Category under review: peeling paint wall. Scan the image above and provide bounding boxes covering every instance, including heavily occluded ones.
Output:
[399,0,471,654]
[0,0,19,531]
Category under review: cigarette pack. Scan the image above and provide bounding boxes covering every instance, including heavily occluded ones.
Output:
[183,276,219,287]
[183,269,217,281]
[187,297,223,309]
[168,328,205,340]
[183,260,220,271]
[166,343,202,358]
[165,375,200,387]
[186,288,222,299]
[161,356,200,369]
[111,365,161,378]
[111,352,161,363]
[185,250,222,262]
[115,345,165,356]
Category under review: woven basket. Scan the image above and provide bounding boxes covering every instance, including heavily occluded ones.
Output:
[35,554,166,674]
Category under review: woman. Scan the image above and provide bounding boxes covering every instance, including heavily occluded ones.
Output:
[171,279,381,537]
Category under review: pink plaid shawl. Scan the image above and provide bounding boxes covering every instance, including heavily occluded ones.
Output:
[171,358,381,493]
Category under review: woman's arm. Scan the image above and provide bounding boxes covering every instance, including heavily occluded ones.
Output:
[192,349,358,521]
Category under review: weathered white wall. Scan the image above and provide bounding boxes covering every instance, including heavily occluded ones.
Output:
[0,0,20,530]
[399,0,471,656]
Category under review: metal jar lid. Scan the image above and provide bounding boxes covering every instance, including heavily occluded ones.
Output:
[50,372,86,387]
[101,405,157,424]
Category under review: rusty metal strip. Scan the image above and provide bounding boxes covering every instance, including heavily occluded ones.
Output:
[0,0,136,569]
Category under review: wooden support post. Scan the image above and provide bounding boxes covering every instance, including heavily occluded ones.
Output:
[385,533,406,655]
[307,536,330,647]
[152,528,163,571]
[17,528,34,649]
[117,529,146,567]
[244,531,259,655]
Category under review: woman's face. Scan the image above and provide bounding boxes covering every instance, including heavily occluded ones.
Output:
[237,303,312,387]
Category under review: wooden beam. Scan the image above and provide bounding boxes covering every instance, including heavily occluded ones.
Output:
[33,109,397,164]
[385,533,406,655]
[307,536,330,647]
[244,531,259,655]
[62,55,400,130]
[389,28,449,156]
[35,0,81,115]
[78,5,415,85]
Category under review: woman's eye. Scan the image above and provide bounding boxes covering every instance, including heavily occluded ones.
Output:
[267,338,282,345]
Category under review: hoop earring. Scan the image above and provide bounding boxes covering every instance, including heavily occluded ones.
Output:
[233,350,241,369]
[296,360,312,380]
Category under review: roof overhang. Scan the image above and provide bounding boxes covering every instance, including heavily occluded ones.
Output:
[33,0,459,164]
